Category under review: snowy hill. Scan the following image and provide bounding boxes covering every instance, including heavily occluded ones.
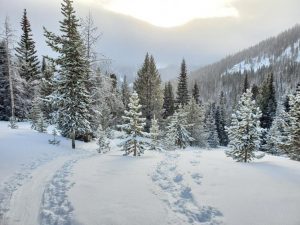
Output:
[190,24,300,106]
[0,123,300,225]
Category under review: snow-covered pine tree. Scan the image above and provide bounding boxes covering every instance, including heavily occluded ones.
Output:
[287,84,300,160]
[215,91,229,146]
[134,53,163,131]
[184,98,206,147]
[39,57,55,120]
[44,0,92,148]
[165,107,194,149]
[192,81,200,105]
[121,75,131,110]
[205,104,219,148]
[162,81,175,119]
[49,128,60,145]
[265,106,291,155]
[97,125,110,153]
[226,89,263,162]
[176,59,189,106]
[30,97,42,130]
[36,112,47,133]
[149,115,162,151]
[15,9,40,119]
[118,91,147,156]
[0,40,11,121]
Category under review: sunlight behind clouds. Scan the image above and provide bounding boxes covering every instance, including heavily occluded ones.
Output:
[93,0,239,28]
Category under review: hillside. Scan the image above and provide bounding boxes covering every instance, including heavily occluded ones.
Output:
[190,24,300,108]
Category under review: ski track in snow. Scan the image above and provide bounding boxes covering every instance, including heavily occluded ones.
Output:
[0,152,61,222]
[151,152,222,225]
[40,152,94,225]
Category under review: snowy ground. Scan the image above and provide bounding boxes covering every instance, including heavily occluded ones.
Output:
[0,122,300,225]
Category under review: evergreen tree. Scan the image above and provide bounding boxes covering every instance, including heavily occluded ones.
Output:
[258,73,277,129]
[118,91,147,156]
[215,91,229,146]
[287,84,300,160]
[39,57,55,120]
[226,90,263,162]
[0,40,11,120]
[44,0,92,148]
[206,104,219,148]
[162,81,175,119]
[184,98,206,147]
[265,106,291,155]
[121,75,130,110]
[49,128,60,145]
[165,107,194,149]
[283,95,291,112]
[134,53,163,131]
[176,59,189,106]
[149,115,162,151]
[243,73,249,93]
[251,84,259,101]
[15,9,40,82]
[97,126,110,153]
[192,81,200,104]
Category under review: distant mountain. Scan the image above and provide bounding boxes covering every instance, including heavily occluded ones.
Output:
[190,24,300,109]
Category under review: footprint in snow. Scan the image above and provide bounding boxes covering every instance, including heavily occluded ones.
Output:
[191,173,203,185]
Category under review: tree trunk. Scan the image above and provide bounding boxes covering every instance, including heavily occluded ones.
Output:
[133,139,137,156]
[72,129,75,149]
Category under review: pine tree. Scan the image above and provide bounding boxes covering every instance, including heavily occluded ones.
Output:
[97,126,110,153]
[251,84,259,101]
[206,104,219,148]
[226,90,263,162]
[184,98,206,147]
[165,107,194,149]
[215,91,229,146]
[39,57,55,120]
[243,73,249,93]
[162,81,175,118]
[49,128,60,145]
[176,59,189,106]
[44,0,92,149]
[258,73,277,129]
[15,9,40,82]
[30,97,42,130]
[265,106,291,155]
[118,91,147,156]
[134,53,163,131]
[0,40,11,120]
[192,81,200,104]
[287,84,300,160]
[121,75,130,110]
[149,115,162,151]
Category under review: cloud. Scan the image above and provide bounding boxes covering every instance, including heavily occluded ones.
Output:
[95,0,238,27]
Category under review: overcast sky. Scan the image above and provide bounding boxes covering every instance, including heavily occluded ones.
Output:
[1,0,300,77]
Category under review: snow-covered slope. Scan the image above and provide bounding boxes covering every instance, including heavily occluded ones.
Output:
[0,123,300,225]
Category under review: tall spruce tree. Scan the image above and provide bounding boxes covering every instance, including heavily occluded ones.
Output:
[176,59,189,106]
[118,91,147,156]
[192,81,200,104]
[184,98,206,147]
[226,90,263,162]
[162,81,175,119]
[287,84,300,161]
[215,91,229,146]
[258,73,277,129]
[121,75,130,110]
[0,40,11,120]
[134,53,163,131]
[16,9,40,83]
[243,73,250,93]
[44,0,92,149]
[165,107,193,149]
[206,104,219,148]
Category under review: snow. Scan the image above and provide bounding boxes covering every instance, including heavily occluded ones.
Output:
[0,122,300,225]
[223,39,300,76]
